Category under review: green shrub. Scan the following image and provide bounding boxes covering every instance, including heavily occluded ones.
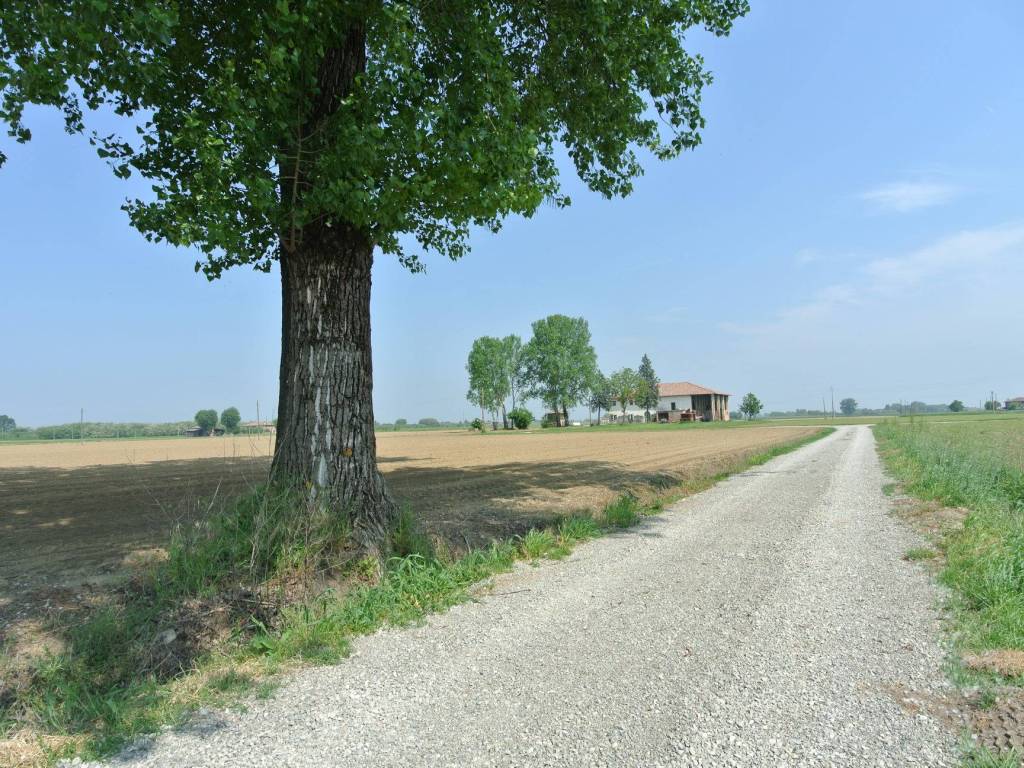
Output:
[470,418,483,432]
[508,407,534,430]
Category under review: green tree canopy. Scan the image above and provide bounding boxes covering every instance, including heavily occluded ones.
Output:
[1,0,747,272]
[637,353,660,421]
[948,400,965,412]
[1,0,748,546]
[194,409,218,434]
[220,407,241,433]
[0,415,15,432]
[522,315,598,426]
[608,368,641,422]
[739,393,762,420]
[839,398,857,416]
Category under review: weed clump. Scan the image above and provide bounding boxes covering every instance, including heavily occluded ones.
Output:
[602,494,641,528]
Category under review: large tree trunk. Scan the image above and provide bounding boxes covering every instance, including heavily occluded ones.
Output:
[269,24,398,552]
[271,225,397,552]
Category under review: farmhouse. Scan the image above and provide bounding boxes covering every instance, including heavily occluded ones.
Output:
[1005,396,1024,410]
[607,381,730,423]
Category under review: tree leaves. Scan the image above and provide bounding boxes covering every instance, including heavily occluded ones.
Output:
[0,0,748,276]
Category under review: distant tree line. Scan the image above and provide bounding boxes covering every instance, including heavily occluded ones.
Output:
[378,418,470,431]
[763,398,989,419]
[0,408,267,441]
[0,420,196,441]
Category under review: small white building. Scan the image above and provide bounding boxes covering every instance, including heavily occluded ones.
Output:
[607,381,730,423]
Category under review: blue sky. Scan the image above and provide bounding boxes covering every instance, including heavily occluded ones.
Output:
[2,1,1023,426]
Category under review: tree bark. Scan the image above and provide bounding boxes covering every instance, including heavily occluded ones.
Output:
[271,224,397,552]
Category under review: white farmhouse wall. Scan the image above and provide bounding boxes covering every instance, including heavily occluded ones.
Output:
[610,395,693,414]
[609,400,646,418]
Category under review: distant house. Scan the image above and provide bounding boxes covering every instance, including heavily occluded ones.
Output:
[185,426,226,437]
[1005,396,1024,410]
[607,381,730,423]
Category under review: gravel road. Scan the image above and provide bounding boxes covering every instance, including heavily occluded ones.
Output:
[91,425,959,767]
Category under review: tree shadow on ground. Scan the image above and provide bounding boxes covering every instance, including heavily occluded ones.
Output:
[0,454,684,636]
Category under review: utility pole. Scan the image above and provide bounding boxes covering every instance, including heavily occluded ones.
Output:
[80,408,84,444]
[822,397,827,420]
[830,386,835,420]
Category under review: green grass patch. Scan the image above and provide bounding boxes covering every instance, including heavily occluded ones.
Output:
[2,426,834,765]
[601,494,642,528]
[520,528,560,560]
[904,546,938,561]
[875,419,1024,654]
[961,744,1022,768]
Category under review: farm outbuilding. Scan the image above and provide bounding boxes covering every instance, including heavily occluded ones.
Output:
[607,381,730,423]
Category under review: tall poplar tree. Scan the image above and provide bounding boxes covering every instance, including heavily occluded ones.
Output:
[1,0,747,549]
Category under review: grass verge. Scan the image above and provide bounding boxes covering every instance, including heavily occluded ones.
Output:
[874,420,1024,656]
[874,419,1024,767]
[1,427,833,766]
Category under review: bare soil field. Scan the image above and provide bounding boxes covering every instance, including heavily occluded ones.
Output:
[0,426,815,633]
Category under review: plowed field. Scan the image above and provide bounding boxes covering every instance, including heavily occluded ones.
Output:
[0,426,816,623]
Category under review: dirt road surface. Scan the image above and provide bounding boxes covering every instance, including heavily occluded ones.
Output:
[86,425,957,767]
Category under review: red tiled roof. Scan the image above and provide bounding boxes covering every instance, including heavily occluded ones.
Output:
[658,381,730,397]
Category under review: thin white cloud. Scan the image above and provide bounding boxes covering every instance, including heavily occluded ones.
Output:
[860,181,959,213]
[866,223,1024,290]
[794,248,820,265]
[724,222,1024,336]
